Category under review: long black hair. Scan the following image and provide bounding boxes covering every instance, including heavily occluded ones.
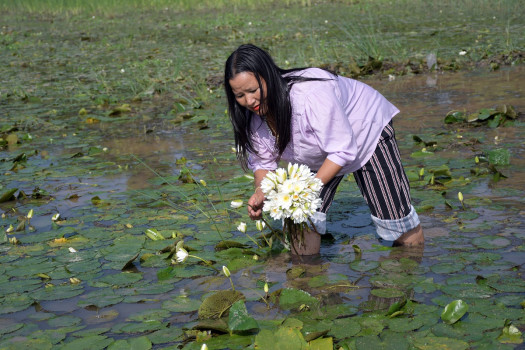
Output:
[224,44,333,170]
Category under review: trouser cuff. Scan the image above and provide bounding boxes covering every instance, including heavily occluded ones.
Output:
[371,205,420,241]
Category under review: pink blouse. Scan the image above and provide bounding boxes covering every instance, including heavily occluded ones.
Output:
[247,68,399,175]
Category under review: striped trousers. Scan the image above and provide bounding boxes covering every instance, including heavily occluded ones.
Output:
[314,121,420,241]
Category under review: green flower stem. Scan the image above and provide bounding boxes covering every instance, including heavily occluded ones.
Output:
[188,254,219,272]
[244,233,262,249]
[133,155,228,243]
[228,276,235,291]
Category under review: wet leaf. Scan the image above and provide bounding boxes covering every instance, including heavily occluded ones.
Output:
[441,299,468,324]
[498,323,523,344]
[107,336,151,349]
[147,327,183,345]
[254,327,307,349]
[60,335,113,350]
[350,260,379,272]
[198,290,244,319]
[279,288,319,310]
[145,228,165,241]
[328,317,360,339]
[370,288,405,298]
[488,148,510,165]
[477,108,496,121]
[413,336,469,349]
[77,290,124,309]
[431,262,465,274]
[228,300,258,332]
[0,188,18,203]
[388,317,424,332]
[162,296,201,313]
[386,299,407,316]
[472,235,511,249]
[444,111,466,124]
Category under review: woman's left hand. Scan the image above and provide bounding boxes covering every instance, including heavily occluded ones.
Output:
[247,189,265,220]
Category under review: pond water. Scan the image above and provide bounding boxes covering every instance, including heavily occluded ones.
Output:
[1,66,524,348]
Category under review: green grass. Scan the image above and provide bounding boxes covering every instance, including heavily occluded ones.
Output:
[0,0,523,124]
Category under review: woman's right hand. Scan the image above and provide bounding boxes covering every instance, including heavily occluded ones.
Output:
[247,189,265,220]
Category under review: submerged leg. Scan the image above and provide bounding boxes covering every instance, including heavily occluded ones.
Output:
[393,224,424,246]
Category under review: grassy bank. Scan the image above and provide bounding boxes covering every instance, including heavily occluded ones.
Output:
[1,0,523,123]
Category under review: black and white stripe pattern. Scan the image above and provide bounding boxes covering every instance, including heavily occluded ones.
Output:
[353,121,412,220]
[317,121,417,236]
[318,175,344,213]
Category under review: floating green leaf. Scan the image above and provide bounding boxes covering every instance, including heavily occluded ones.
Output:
[278,288,319,310]
[472,236,511,249]
[413,336,469,350]
[107,336,152,350]
[198,290,244,319]
[145,228,165,241]
[228,300,258,333]
[488,148,510,165]
[441,300,468,324]
[350,260,379,272]
[497,323,523,344]
[60,335,114,350]
[254,327,307,349]
[162,296,201,313]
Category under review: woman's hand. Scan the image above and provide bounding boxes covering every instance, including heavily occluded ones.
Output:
[248,169,270,220]
[247,188,265,220]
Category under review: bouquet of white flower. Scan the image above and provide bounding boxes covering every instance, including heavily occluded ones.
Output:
[259,163,323,253]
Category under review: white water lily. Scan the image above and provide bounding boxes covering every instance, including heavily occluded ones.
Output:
[276,192,293,210]
[230,200,243,209]
[27,209,34,219]
[255,220,266,231]
[222,265,231,277]
[68,247,77,253]
[260,163,323,224]
[52,213,60,221]
[237,222,247,233]
[175,246,189,263]
[201,345,208,350]
[275,168,287,183]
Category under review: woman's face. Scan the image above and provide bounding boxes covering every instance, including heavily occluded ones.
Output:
[229,72,267,115]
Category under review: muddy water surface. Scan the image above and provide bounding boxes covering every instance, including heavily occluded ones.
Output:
[1,66,525,347]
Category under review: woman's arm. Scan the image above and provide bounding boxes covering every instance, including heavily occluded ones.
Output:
[247,169,269,219]
[315,158,342,185]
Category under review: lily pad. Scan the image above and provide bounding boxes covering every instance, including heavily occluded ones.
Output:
[441,299,469,324]
[254,327,307,349]
[328,317,361,339]
[162,296,202,313]
[31,284,84,301]
[278,288,319,310]
[107,336,152,350]
[60,335,114,350]
[430,262,465,274]
[488,148,510,165]
[93,272,143,288]
[472,236,511,249]
[388,317,424,332]
[198,290,244,319]
[228,300,259,332]
[370,288,405,298]
[413,336,469,350]
[350,260,379,272]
